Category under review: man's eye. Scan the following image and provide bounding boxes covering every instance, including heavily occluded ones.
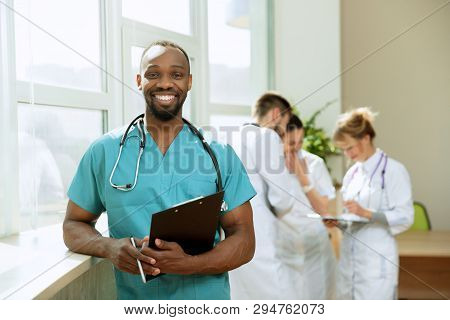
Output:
[172,73,183,79]
[146,73,159,79]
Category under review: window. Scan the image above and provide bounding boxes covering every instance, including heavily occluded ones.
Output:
[17,104,104,231]
[14,0,103,91]
[0,0,268,237]
[2,0,118,234]
[122,0,191,35]
[206,0,269,135]
[208,0,252,105]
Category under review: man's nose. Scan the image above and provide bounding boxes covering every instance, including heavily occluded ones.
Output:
[156,74,174,89]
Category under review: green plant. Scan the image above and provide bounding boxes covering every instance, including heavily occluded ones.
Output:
[293,99,340,168]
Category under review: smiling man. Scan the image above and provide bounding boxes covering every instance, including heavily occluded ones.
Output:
[63,40,256,300]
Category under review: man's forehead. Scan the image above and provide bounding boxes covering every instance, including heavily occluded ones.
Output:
[143,45,167,62]
[141,45,187,69]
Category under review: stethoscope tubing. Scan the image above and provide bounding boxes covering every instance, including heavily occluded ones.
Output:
[109,114,226,209]
[347,152,390,212]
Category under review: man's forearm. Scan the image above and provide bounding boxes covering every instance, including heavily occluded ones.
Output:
[63,219,114,259]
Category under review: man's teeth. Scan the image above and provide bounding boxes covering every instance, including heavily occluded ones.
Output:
[155,95,175,101]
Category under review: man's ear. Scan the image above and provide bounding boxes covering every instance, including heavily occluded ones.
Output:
[187,74,192,91]
[272,107,281,120]
[136,74,142,90]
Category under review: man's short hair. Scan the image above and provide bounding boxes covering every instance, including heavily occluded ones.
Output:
[140,40,191,73]
[252,92,292,120]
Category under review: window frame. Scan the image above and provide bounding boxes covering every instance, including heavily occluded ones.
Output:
[0,0,269,237]
[14,0,122,130]
[0,0,123,236]
[206,0,269,126]
[0,0,21,236]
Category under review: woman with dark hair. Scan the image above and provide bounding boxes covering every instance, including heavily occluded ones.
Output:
[279,114,337,299]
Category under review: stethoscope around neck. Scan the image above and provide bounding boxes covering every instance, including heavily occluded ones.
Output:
[348,151,390,211]
[109,113,228,212]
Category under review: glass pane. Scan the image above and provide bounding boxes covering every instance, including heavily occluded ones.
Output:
[17,104,104,231]
[128,46,192,121]
[14,0,102,91]
[122,0,191,35]
[208,0,252,105]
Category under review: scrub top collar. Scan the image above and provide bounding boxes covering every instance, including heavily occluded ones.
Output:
[141,120,190,153]
[359,148,383,174]
[142,120,189,136]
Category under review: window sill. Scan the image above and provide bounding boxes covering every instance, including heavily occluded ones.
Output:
[0,215,109,299]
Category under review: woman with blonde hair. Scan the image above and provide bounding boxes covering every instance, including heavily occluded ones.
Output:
[333,107,413,299]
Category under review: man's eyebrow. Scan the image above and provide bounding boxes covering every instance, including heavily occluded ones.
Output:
[143,65,159,73]
[144,64,186,72]
[145,64,159,70]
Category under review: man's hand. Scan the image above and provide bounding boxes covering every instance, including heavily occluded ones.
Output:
[142,239,193,275]
[106,236,161,276]
[344,200,372,219]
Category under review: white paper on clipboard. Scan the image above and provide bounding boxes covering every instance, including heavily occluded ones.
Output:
[307,213,370,223]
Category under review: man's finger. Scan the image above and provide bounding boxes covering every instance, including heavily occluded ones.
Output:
[136,250,155,265]
[126,244,155,265]
[134,236,150,247]
[121,261,139,275]
[155,238,175,250]
[140,262,160,276]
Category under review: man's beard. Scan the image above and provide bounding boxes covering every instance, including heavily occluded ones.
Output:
[144,91,186,121]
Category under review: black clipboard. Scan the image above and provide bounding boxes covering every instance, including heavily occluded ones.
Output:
[145,191,224,282]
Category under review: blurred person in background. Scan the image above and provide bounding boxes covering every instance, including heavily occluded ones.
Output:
[333,107,413,299]
[229,92,303,299]
[280,114,337,299]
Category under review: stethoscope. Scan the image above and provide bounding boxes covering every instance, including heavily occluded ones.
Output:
[109,113,228,212]
[347,151,390,212]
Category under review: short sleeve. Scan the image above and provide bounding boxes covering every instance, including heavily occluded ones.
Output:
[220,145,256,215]
[67,143,106,215]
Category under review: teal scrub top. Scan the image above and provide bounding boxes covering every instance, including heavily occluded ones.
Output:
[67,123,256,300]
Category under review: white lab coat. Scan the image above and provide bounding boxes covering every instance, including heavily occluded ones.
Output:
[279,150,337,300]
[228,125,303,299]
[337,148,414,299]
[301,150,336,200]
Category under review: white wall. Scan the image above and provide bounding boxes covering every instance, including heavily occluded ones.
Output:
[341,0,450,230]
[273,0,343,182]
